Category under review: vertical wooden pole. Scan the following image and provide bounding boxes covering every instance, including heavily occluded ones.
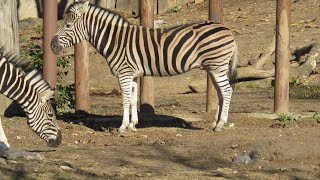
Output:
[43,0,58,88]
[139,0,155,114]
[206,0,222,112]
[74,0,90,113]
[0,0,20,115]
[74,42,90,113]
[274,0,290,113]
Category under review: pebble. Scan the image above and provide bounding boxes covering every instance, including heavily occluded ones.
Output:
[60,165,74,171]
[232,150,260,164]
[0,157,6,165]
[231,144,239,149]
[142,135,148,138]
[216,167,237,174]
[228,123,235,127]
[15,136,22,140]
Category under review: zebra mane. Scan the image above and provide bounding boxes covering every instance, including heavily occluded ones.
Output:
[0,47,52,92]
[66,1,130,25]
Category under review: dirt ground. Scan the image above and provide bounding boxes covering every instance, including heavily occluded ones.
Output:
[1,0,320,179]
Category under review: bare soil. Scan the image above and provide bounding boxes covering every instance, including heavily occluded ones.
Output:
[1,0,320,179]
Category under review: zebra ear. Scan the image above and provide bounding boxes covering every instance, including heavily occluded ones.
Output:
[81,1,90,13]
[39,89,55,103]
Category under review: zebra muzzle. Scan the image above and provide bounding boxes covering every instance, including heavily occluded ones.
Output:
[51,35,63,55]
[47,130,62,148]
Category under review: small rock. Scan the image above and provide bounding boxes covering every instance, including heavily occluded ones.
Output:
[233,154,252,164]
[228,123,235,127]
[6,149,45,161]
[0,157,6,165]
[176,134,183,137]
[233,149,260,164]
[74,140,80,145]
[60,165,74,171]
[7,160,17,164]
[15,136,22,140]
[231,144,239,149]
[216,167,237,174]
[88,139,95,144]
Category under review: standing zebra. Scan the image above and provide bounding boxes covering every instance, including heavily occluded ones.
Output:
[51,1,238,133]
[0,48,61,150]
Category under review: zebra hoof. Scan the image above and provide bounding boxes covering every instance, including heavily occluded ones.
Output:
[118,126,127,135]
[214,125,224,132]
[128,124,137,132]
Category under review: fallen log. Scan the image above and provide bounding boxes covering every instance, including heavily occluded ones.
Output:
[237,66,274,80]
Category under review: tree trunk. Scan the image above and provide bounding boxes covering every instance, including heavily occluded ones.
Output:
[0,0,20,115]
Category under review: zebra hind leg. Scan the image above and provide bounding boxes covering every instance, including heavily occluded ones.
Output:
[208,71,233,132]
[128,78,138,132]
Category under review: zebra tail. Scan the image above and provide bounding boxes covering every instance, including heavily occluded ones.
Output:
[229,43,238,90]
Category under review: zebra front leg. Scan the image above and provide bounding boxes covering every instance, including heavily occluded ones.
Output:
[128,78,138,132]
[118,74,134,134]
[0,118,10,150]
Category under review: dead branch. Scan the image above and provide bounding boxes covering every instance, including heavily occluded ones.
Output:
[237,66,274,80]
[252,35,276,70]
[297,43,320,78]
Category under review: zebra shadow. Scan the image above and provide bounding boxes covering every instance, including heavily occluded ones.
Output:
[58,110,203,132]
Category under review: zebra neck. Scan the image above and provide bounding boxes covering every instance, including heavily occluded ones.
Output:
[0,60,44,111]
[85,6,130,62]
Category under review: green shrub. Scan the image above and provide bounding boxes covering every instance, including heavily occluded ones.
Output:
[21,42,74,114]
[276,113,300,123]
[312,113,320,123]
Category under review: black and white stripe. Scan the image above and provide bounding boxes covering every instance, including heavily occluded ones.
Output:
[52,1,238,133]
[0,48,61,148]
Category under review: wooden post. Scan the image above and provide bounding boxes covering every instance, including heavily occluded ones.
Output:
[43,0,58,88]
[274,0,290,113]
[0,0,20,115]
[74,42,90,113]
[72,0,90,113]
[139,0,155,114]
[206,0,222,112]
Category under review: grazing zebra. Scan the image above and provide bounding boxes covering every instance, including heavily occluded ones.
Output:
[0,48,61,149]
[51,1,238,133]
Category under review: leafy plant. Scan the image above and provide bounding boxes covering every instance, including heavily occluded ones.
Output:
[276,113,300,123]
[169,6,182,12]
[289,85,320,99]
[312,113,320,123]
[290,77,300,86]
[21,41,74,114]
[56,82,74,114]
[21,42,43,69]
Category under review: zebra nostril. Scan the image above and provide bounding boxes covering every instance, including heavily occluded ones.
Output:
[47,130,62,148]
[51,36,63,55]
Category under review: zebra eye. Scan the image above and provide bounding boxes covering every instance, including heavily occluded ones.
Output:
[65,23,72,29]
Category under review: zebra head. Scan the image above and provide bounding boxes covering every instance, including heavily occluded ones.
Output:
[51,1,90,55]
[24,89,61,148]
